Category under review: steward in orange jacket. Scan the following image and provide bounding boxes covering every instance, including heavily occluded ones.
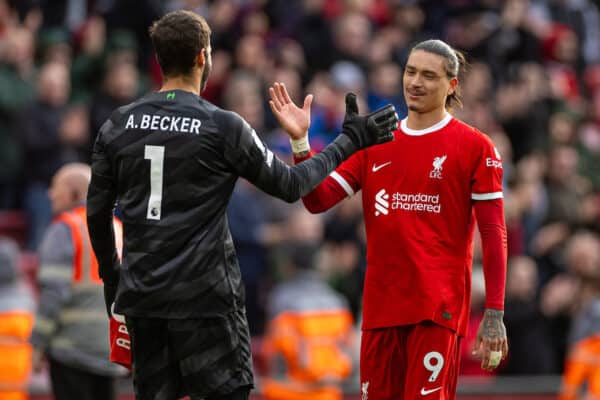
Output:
[261,243,356,400]
[30,163,125,400]
[0,238,35,400]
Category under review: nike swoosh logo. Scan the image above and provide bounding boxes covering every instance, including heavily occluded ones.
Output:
[420,387,442,396]
[372,161,392,172]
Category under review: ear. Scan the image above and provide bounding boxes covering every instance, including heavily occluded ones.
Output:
[196,48,206,67]
[448,77,458,96]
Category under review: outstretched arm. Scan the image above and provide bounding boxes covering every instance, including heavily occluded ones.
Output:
[222,84,397,203]
[269,83,385,211]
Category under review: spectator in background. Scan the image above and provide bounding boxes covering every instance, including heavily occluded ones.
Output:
[330,11,371,70]
[559,231,600,399]
[305,60,368,145]
[474,0,541,84]
[36,27,72,65]
[261,207,355,400]
[234,34,269,77]
[531,0,600,66]
[30,163,125,400]
[367,61,406,118]
[541,23,583,109]
[222,70,267,134]
[545,145,589,225]
[0,25,35,208]
[21,61,71,250]
[537,226,600,375]
[89,60,140,143]
[502,256,558,374]
[321,195,365,319]
[292,0,335,76]
[495,63,553,162]
[70,16,107,101]
[0,237,35,400]
[227,180,278,335]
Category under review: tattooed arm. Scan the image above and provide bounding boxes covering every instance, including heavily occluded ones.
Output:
[473,309,509,371]
[473,199,509,371]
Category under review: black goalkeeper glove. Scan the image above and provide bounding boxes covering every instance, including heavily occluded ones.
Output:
[103,283,117,318]
[341,93,398,149]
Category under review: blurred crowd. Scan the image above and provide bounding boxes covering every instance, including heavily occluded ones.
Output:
[1,0,600,394]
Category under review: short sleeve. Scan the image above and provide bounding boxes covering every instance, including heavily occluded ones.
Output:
[330,149,366,196]
[470,134,503,201]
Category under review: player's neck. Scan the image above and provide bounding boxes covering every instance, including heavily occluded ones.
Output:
[406,107,448,130]
[159,74,201,96]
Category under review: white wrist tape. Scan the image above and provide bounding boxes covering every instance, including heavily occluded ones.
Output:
[289,135,310,154]
[489,351,502,367]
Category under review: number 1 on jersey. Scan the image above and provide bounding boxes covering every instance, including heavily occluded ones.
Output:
[144,145,164,220]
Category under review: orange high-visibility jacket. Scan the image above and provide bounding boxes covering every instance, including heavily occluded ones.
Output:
[261,309,355,400]
[55,206,122,284]
[0,311,34,400]
[559,334,600,400]
[31,206,124,376]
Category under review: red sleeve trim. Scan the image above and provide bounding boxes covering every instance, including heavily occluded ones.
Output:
[293,151,351,213]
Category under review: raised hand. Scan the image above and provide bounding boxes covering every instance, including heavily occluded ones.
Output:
[341,93,398,149]
[268,82,313,140]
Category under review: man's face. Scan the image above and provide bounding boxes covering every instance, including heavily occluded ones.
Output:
[200,45,212,93]
[403,50,456,114]
[48,171,73,214]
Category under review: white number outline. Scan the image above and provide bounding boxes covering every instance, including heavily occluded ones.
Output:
[423,351,444,382]
[144,145,164,220]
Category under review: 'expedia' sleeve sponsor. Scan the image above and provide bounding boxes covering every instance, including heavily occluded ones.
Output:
[294,150,365,213]
[87,117,120,287]
[470,132,504,201]
[217,109,356,203]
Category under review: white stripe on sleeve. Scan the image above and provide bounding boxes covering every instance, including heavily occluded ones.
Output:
[330,171,354,197]
[471,192,503,200]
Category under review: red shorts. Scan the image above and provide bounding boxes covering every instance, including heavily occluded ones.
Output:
[360,321,461,400]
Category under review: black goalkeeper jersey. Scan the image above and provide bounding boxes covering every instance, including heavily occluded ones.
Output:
[87,89,356,318]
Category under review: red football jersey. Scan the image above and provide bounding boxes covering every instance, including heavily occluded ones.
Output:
[306,114,503,336]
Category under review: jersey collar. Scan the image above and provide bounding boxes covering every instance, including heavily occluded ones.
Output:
[400,112,452,136]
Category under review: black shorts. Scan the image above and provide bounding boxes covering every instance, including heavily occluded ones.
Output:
[126,308,254,400]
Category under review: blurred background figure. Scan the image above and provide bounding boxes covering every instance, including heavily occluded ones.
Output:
[261,207,356,400]
[30,163,125,400]
[559,231,600,400]
[502,256,558,374]
[0,237,35,400]
[20,61,71,251]
[0,25,35,209]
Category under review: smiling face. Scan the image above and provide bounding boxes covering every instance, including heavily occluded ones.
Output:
[403,49,457,114]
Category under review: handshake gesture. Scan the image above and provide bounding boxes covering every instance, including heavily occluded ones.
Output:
[269,82,398,151]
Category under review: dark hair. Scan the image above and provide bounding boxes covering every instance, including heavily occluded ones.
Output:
[411,39,468,109]
[149,10,211,77]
